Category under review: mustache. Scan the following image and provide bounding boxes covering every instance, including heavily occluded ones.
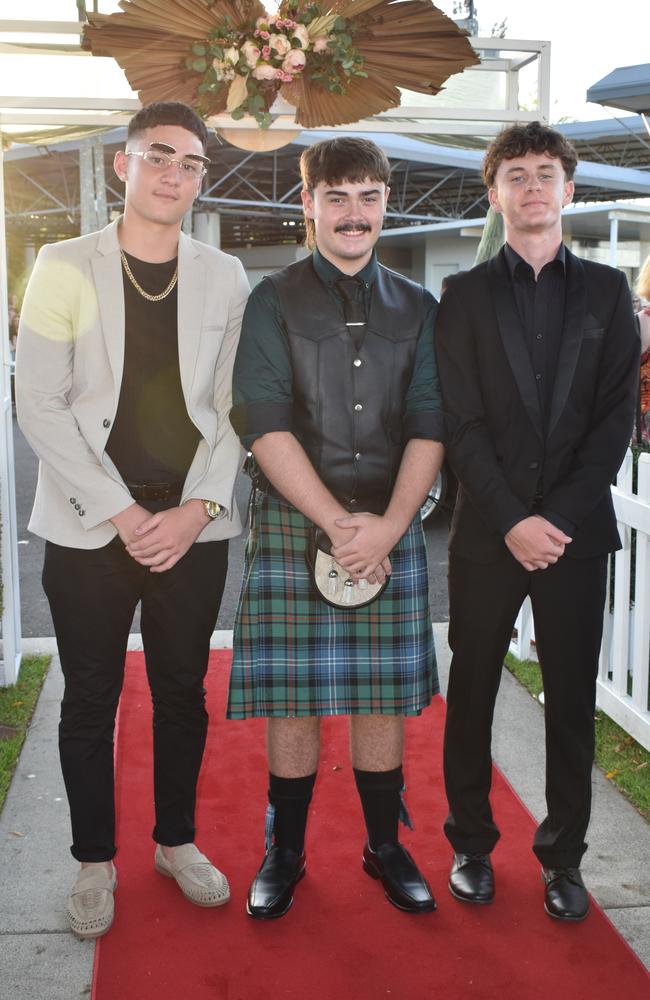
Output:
[335,222,372,233]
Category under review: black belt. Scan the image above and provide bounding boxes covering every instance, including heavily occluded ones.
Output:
[126,481,184,502]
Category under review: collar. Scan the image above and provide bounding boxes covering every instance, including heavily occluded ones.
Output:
[312,248,378,289]
[504,241,566,279]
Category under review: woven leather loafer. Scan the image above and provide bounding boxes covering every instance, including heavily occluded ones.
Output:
[542,867,589,921]
[448,852,494,904]
[247,846,306,920]
[155,844,230,907]
[66,863,117,940]
[363,843,437,913]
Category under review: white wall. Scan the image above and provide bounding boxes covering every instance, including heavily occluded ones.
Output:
[230,244,309,287]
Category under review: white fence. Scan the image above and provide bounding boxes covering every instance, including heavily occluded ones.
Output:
[511,448,650,752]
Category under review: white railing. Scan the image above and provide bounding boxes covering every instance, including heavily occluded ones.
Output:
[511,449,650,752]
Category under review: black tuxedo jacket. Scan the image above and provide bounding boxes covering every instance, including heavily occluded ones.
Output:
[435,246,639,562]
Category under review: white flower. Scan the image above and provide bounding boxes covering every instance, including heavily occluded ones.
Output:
[313,35,330,53]
[269,33,291,57]
[224,46,239,66]
[252,62,278,81]
[241,40,261,69]
[255,16,270,30]
[282,49,307,75]
[292,24,310,49]
[212,57,235,82]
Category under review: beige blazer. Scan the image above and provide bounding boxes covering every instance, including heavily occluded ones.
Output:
[16,218,249,548]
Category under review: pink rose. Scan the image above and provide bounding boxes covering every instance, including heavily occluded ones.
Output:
[252,62,278,81]
[313,36,329,53]
[241,40,261,69]
[282,49,306,75]
[254,29,270,40]
[261,45,271,60]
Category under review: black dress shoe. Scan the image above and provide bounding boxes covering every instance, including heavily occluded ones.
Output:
[363,843,437,913]
[246,846,306,920]
[542,867,589,921]
[448,852,494,904]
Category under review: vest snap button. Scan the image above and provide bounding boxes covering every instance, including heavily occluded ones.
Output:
[354,403,363,412]
[353,358,362,367]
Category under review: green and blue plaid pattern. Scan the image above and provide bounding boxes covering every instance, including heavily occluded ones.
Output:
[227,492,438,718]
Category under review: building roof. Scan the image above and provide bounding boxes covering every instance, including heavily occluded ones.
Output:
[586,64,650,115]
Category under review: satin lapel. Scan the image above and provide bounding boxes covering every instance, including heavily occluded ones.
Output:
[488,252,543,441]
[177,232,204,406]
[92,222,124,393]
[547,250,586,439]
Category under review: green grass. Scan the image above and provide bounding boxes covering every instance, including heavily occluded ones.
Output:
[0,655,51,811]
[505,652,650,822]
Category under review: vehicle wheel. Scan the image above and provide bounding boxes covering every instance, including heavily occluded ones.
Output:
[420,466,447,522]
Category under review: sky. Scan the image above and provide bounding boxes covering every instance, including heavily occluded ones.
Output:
[3,0,650,125]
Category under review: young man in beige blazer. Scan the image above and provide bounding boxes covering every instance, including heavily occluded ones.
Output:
[16,101,249,938]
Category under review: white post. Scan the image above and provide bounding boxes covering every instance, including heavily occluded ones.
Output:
[609,215,619,268]
[0,133,22,686]
[193,211,221,248]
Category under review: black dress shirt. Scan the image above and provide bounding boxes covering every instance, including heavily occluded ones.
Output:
[504,242,567,432]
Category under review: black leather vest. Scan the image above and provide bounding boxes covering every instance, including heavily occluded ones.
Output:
[269,256,425,513]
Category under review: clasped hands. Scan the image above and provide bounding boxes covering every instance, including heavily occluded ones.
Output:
[111,500,210,573]
[505,515,572,572]
[329,512,401,584]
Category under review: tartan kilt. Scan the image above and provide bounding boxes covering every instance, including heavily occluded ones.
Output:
[227,491,438,718]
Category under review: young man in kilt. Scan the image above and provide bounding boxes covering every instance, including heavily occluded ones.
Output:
[229,136,445,919]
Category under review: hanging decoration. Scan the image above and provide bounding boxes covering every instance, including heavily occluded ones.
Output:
[83,0,479,147]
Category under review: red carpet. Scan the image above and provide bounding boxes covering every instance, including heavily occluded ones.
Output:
[92,651,649,1000]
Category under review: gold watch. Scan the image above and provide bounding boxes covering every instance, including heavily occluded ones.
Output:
[201,499,226,520]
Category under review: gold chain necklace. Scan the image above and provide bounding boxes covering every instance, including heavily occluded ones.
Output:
[120,249,178,302]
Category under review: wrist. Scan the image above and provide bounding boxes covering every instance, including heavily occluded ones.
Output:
[183,498,211,526]
[382,510,407,546]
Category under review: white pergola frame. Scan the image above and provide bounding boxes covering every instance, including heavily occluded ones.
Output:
[0,18,550,684]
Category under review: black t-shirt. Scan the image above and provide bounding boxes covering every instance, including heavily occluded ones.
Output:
[105,252,200,486]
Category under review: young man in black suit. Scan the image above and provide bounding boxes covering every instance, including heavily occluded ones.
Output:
[435,122,639,921]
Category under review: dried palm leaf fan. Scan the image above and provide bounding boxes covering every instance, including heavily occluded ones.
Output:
[83,0,479,150]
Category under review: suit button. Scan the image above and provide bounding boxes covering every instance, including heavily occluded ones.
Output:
[354,453,361,461]
[354,403,363,412]
[70,497,76,504]
[353,358,362,367]
[79,510,85,517]
[103,418,111,428]
[529,461,539,470]
[74,503,81,510]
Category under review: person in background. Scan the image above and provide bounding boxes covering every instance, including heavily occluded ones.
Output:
[634,256,650,443]
[16,101,249,939]
[229,136,445,920]
[436,121,638,923]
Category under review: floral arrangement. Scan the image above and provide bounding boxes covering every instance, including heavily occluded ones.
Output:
[186,1,367,128]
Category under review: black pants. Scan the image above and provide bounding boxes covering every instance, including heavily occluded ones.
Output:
[444,548,607,869]
[43,536,228,863]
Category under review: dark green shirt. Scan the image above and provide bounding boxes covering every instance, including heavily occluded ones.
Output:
[231,249,445,449]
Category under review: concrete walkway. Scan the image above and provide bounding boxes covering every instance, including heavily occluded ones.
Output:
[0,627,648,999]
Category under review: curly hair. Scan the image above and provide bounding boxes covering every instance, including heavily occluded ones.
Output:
[638,254,650,301]
[483,121,578,188]
[127,101,209,151]
[300,137,391,249]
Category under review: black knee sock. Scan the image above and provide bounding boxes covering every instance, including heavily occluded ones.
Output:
[268,772,316,854]
[353,765,404,851]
